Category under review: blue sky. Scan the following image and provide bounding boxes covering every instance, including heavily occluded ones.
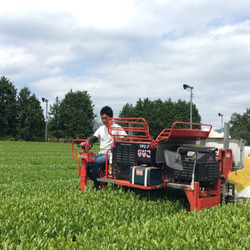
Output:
[1,0,250,130]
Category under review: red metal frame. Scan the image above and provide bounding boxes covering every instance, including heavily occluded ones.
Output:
[219,149,233,178]
[71,139,108,189]
[155,121,212,146]
[183,148,233,211]
[184,181,222,211]
[107,117,153,147]
[71,139,95,190]
[72,119,233,211]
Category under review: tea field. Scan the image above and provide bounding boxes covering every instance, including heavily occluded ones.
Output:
[0,141,250,249]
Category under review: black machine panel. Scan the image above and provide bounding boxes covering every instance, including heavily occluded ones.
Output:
[165,146,219,186]
[112,142,155,178]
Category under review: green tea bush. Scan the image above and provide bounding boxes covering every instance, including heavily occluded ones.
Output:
[0,141,250,249]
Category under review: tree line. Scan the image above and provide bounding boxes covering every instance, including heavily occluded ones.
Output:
[1,76,249,144]
[229,109,250,146]
[119,98,201,139]
[0,76,95,142]
[0,76,45,141]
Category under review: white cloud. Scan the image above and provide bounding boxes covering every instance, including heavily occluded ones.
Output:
[1,0,250,129]
[0,0,135,28]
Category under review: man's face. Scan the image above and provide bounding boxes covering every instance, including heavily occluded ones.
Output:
[101,114,111,127]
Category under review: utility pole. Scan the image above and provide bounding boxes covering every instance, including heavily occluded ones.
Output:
[42,97,48,142]
[183,84,194,129]
[218,113,223,129]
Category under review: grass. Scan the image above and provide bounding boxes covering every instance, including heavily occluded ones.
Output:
[0,141,250,249]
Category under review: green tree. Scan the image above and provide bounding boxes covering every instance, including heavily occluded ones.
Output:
[0,76,18,139]
[229,108,250,145]
[119,103,134,117]
[58,90,95,139]
[16,87,45,141]
[47,96,63,141]
[119,97,201,138]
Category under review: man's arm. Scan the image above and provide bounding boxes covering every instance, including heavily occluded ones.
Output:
[87,135,98,144]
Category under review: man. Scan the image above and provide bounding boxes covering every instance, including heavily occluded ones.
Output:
[85,106,126,190]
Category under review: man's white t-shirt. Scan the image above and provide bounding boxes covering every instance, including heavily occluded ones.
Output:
[94,123,126,154]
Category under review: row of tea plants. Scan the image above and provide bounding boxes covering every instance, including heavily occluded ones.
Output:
[0,141,250,249]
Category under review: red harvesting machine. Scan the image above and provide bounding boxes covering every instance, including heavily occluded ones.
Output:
[72,118,242,211]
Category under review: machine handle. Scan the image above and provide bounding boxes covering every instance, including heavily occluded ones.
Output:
[71,139,91,166]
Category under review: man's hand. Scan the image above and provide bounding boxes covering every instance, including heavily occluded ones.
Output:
[77,141,92,149]
[77,141,87,149]
[80,142,86,148]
